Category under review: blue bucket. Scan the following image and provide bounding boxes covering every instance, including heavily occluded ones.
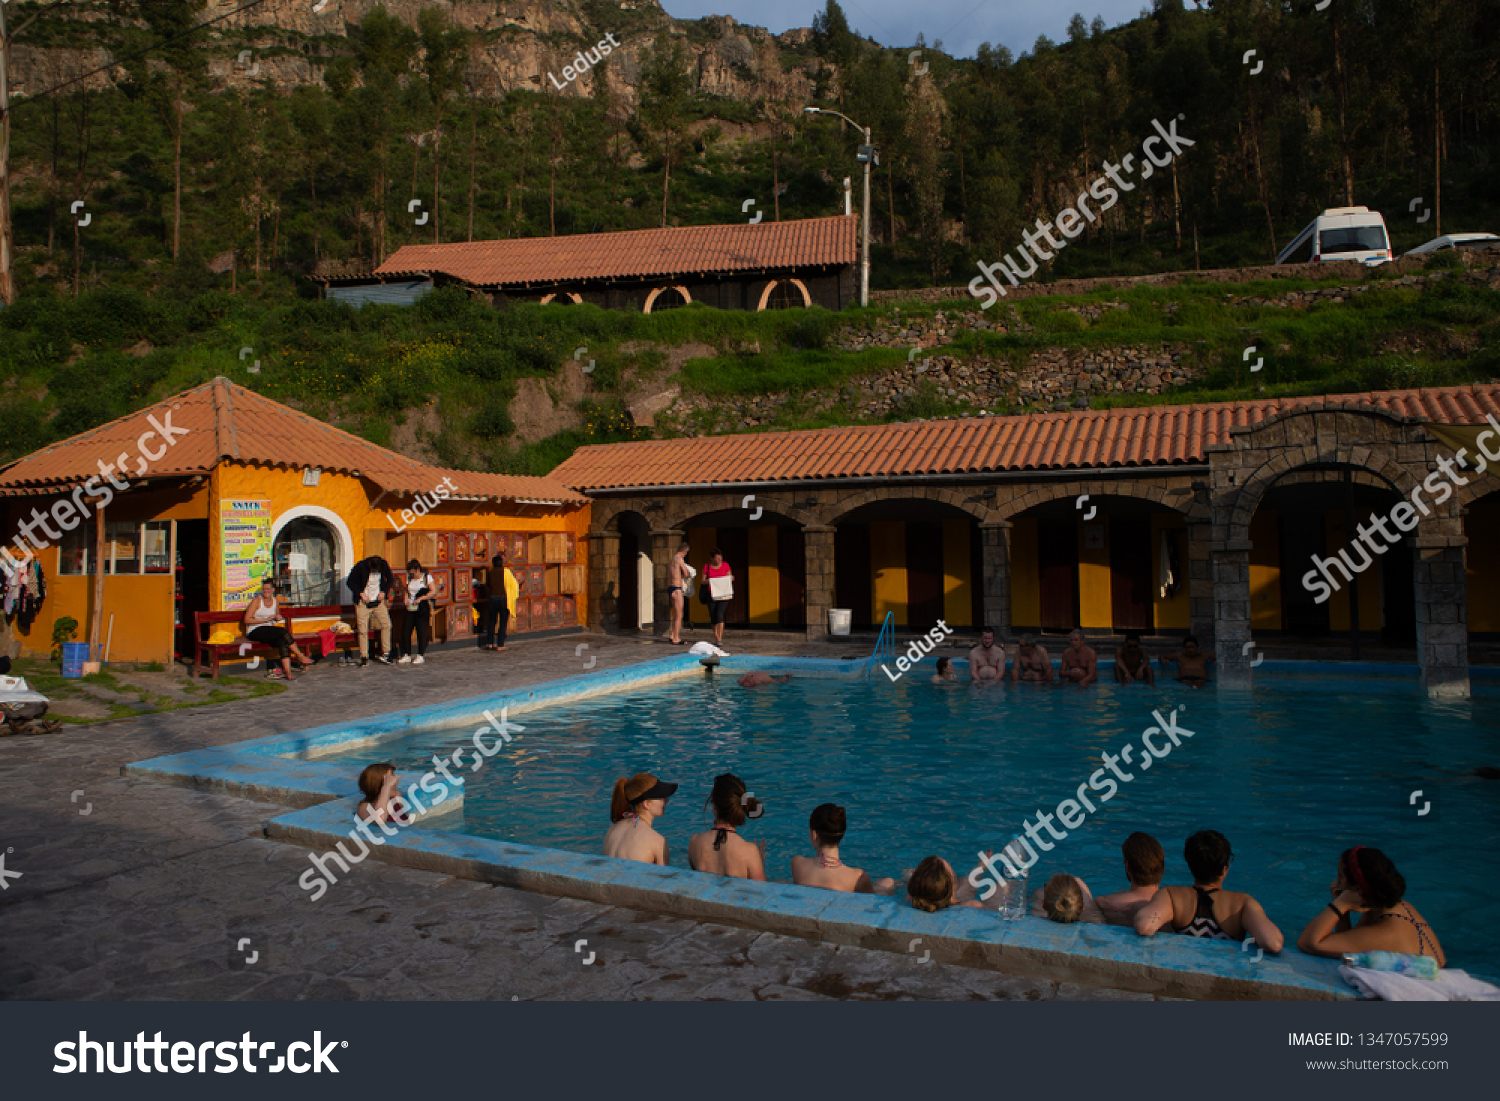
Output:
[61,641,90,678]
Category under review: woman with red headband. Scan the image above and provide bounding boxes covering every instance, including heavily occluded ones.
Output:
[1296,846,1446,966]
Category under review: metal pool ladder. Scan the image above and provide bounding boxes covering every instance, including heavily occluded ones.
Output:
[866,611,895,678]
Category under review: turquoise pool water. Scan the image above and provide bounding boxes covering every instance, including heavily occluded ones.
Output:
[322,669,1500,978]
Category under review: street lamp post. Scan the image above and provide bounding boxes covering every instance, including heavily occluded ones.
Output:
[804,106,871,308]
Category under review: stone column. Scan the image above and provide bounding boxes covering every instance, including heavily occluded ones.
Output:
[1211,540,1253,687]
[1187,518,1214,646]
[803,526,836,638]
[650,528,684,634]
[586,530,619,632]
[1413,535,1470,698]
[978,520,1011,634]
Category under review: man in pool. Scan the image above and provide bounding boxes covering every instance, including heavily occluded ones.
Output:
[666,541,692,645]
[1011,634,1053,683]
[1114,631,1155,685]
[1093,832,1164,926]
[1159,634,1215,687]
[738,671,792,688]
[1134,829,1283,953]
[1059,629,1098,686]
[968,627,1006,683]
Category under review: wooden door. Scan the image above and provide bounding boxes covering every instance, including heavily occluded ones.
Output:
[905,521,945,628]
[778,525,806,628]
[1109,519,1153,632]
[1037,521,1079,632]
[834,525,872,628]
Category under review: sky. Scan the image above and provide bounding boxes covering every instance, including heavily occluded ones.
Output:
[658,0,1156,60]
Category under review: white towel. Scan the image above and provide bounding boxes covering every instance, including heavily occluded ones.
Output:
[689,641,730,657]
[1339,964,1500,1001]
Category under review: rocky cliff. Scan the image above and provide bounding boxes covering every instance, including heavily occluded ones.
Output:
[12,0,821,110]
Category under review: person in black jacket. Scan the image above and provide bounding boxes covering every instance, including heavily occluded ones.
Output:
[346,556,395,666]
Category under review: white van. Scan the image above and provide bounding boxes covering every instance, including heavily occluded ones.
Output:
[1276,206,1392,266]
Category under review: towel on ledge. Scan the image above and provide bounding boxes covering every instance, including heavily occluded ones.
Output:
[1339,964,1500,1001]
[689,641,730,657]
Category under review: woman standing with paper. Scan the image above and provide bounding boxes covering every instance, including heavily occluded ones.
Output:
[702,549,734,646]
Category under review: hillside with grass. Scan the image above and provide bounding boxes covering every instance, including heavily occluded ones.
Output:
[5,250,1496,477]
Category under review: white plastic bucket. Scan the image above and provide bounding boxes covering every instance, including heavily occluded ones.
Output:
[829,609,852,636]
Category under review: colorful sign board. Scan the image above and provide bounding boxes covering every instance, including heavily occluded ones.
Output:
[219,499,272,609]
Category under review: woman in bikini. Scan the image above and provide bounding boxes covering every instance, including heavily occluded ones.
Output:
[1296,846,1445,966]
[603,772,677,865]
[1133,830,1284,952]
[240,579,313,681]
[688,773,766,880]
[791,803,895,893]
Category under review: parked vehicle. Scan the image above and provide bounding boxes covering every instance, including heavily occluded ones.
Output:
[1277,206,1393,266]
[1403,233,1500,258]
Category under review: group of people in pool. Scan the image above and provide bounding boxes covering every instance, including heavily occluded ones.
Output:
[600,774,1446,966]
[944,628,1216,688]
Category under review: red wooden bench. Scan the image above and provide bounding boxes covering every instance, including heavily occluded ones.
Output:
[191,604,362,680]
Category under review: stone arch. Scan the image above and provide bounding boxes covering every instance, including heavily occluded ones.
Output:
[994,479,1202,523]
[823,484,993,526]
[756,278,811,310]
[1224,445,1421,546]
[664,493,822,532]
[642,285,692,314]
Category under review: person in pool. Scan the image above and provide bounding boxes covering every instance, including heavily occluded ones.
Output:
[1093,831,1165,926]
[908,856,984,912]
[968,627,1006,683]
[931,657,959,684]
[791,804,896,894]
[738,671,792,687]
[356,761,409,826]
[1134,830,1283,952]
[603,772,677,865]
[1059,629,1098,686]
[688,773,766,880]
[1295,846,1445,967]
[1011,634,1054,683]
[1030,874,1107,924]
[1114,632,1155,685]
[1159,635,1215,687]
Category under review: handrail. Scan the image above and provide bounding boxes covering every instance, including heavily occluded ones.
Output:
[866,611,896,678]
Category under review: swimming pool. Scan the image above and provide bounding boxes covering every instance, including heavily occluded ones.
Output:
[317,663,1500,981]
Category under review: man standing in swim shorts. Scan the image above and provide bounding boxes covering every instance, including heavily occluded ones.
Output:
[666,541,691,644]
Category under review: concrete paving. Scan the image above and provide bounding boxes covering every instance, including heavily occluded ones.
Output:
[0,631,1172,1002]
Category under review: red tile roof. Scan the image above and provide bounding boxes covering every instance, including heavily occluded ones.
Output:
[0,378,586,505]
[550,384,1500,490]
[372,216,857,287]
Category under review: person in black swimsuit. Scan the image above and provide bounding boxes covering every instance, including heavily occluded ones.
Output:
[1134,830,1284,953]
[1296,846,1446,966]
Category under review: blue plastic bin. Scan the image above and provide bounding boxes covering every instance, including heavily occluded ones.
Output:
[61,641,90,678]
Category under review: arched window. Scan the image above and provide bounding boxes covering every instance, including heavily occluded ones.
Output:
[540,291,583,305]
[273,518,339,606]
[643,285,692,314]
[757,278,811,310]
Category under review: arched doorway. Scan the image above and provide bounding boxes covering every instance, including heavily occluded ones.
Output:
[831,498,982,631]
[757,278,811,310]
[273,516,342,606]
[676,507,806,630]
[1007,495,1188,637]
[1248,466,1415,644]
[643,285,691,314]
[615,510,652,631]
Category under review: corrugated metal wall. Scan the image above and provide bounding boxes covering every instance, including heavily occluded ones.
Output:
[326,280,434,308]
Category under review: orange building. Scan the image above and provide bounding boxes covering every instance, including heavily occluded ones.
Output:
[0,378,589,666]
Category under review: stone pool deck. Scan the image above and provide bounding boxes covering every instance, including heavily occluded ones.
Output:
[1,633,1340,1002]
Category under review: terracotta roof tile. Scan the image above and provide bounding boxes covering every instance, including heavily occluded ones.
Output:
[0,378,586,505]
[550,384,1500,490]
[372,216,857,287]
